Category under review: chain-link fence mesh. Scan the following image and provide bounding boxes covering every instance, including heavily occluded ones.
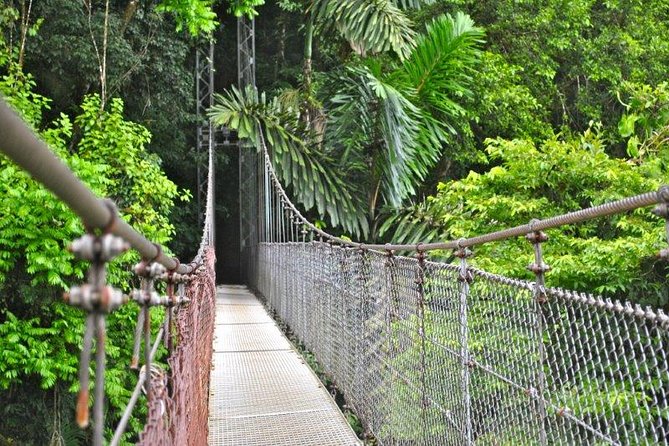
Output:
[138,247,216,444]
[249,240,669,446]
[137,367,171,444]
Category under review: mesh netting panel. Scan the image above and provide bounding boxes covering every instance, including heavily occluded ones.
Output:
[138,248,216,445]
[541,287,669,445]
[253,242,669,446]
[136,370,171,444]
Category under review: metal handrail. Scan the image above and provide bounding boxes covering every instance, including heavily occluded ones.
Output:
[0,99,199,274]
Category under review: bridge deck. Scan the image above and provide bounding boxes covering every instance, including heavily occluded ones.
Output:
[208,285,361,446]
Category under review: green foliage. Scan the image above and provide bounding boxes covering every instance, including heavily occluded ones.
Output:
[395,0,435,9]
[400,12,483,120]
[426,0,669,134]
[0,309,79,389]
[227,0,266,18]
[156,0,219,36]
[0,57,181,442]
[327,63,431,209]
[157,0,265,28]
[0,4,19,64]
[325,13,483,226]
[384,126,668,306]
[312,0,417,60]
[0,64,50,128]
[617,82,669,160]
[75,95,187,246]
[276,0,301,12]
[468,51,549,142]
[157,0,266,31]
[27,0,201,258]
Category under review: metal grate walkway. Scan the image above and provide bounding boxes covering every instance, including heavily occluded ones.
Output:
[208,285,361,445]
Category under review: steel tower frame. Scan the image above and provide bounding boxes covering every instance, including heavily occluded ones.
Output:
[238,16,258,281]
[195,41,215,228]
[237,17,256,89]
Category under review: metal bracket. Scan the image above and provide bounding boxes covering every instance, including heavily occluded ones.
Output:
[526,221,550,303]
[652,186,669,259]
[454,243,474,284]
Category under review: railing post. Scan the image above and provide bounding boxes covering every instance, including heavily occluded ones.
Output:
[526,221,550,446]
[415,248,430,442]
[454,242,473,445]
[383,248,398,442]
[64,229,128,446]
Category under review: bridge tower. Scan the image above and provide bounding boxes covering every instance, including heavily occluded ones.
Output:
[238,16,258,282]
[238,17,256,89]
[195,41,216,231]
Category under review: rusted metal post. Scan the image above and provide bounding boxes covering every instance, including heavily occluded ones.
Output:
[454,242,473,445]
[64,231,128,446]
[526,221,550,446]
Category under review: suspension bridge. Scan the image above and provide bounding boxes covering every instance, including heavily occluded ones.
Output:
[1,17,669,446]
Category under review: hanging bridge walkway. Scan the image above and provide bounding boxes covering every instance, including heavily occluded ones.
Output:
[208,285,360,445]
[1,19,668,446]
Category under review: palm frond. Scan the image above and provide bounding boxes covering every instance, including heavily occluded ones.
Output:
[400,12,484,120]
[394,0,436,10]
[326,66,440,208]
[377,201,442,245]
[209,86,369,237]
[312,0,416,60]
[276,88,302,112]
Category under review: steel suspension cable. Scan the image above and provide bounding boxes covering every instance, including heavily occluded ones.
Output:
[257,131,667,252]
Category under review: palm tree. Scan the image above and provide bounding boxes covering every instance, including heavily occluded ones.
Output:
[209,13,483,240]
[300,0,430,129]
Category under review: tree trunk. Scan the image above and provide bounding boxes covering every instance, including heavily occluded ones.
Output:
[120,0,138,34]
[274,19,286,82]
[301,14,314,130]
[303,15,314,92]
[18,0,33,68]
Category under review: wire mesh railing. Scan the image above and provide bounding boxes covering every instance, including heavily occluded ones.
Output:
[136,248,216,445]
[244,134,669,445]
[0,97,217,445]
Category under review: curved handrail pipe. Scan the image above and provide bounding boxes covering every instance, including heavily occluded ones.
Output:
[0,98,196,274]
